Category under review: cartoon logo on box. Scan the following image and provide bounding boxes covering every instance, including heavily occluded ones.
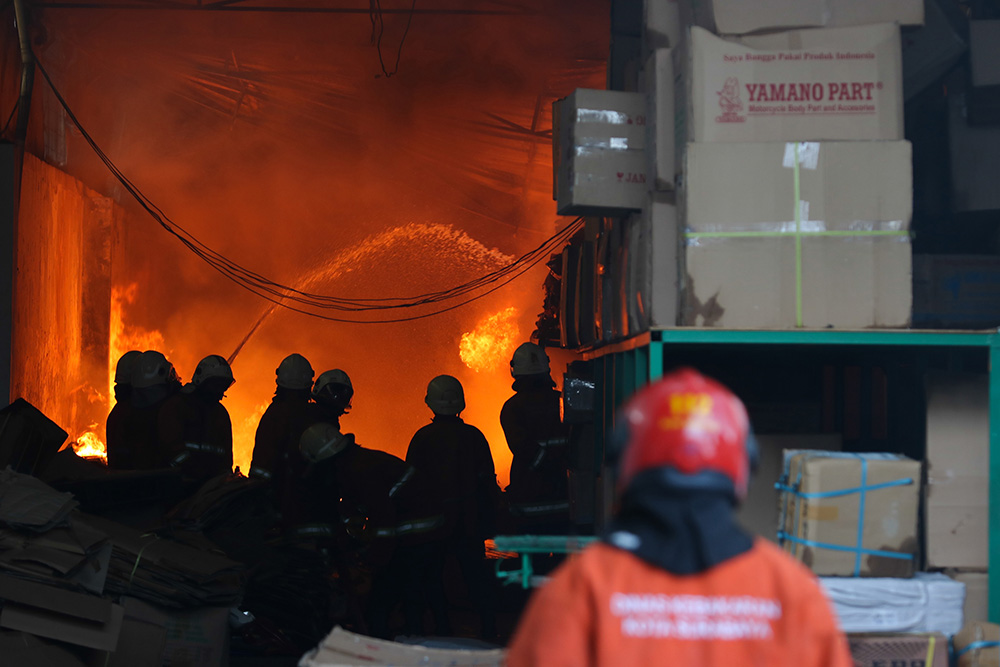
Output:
[716,76,745,123]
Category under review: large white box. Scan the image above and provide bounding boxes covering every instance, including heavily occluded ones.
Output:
[680,141,913,329]
[644,0,682,53]
[682,0,923,36]
[925,373,989,569]
[556,89,647,216]
[645,49,676,191]
[677,24,904,145]
[636,194,679,328]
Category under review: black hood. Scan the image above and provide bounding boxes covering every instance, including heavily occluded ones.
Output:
[602,471,753,575]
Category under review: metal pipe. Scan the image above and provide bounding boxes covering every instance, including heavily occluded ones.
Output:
[12,0,34,147]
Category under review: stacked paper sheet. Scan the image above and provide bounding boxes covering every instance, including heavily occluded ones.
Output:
[83,515,244,608]
[821,572,965,634]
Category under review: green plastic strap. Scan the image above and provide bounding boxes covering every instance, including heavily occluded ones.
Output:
[686,230,910,239]
[794,142,803,327]
[128,534,158,588]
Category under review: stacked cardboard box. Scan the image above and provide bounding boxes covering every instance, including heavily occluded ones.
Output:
[925,373,992,628]
[554,89,647,215]
[631,3,915,329]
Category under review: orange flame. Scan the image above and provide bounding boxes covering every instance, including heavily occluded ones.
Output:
[459,307,520,373]
[72,430,108,463]
[109,283,170,400]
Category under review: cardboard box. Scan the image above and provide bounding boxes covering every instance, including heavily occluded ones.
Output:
[0,575,124,653]
[779,452,920,577]
[848,633,949,667]
[925,373,989,569]
[634,194,679,328]
[677,24,904,145]
[162,607,230,667]
[302,626,506,667]
[951,571,989,625]
[913,255,1000,330]
[679,140,912,329]
[683,140,912,233]
[645,49,676,191]
[737,434,841,543]
[556,89,647,215]
[971,22,1000,89]
[106,597,168,667]
[644,0,681,53]
[683,0,923,36]
[682,235,912,329]
[955,622,1000,667]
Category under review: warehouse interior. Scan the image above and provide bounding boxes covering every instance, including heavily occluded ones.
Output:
[0,0,999,664]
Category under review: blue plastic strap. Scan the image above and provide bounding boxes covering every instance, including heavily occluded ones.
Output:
[956,640,1000,658]
[774,477,914,499]
[776,532,914,561]
[855,457,868,575]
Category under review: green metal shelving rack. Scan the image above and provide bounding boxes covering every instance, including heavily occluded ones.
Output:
[585,327,1000,621]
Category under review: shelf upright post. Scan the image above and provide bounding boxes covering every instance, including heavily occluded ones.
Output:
[990,331,1000,623]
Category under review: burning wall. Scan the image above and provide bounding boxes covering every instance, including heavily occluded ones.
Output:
[5,2,608,485]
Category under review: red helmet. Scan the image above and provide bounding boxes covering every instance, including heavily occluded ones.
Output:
[617,368,752,500]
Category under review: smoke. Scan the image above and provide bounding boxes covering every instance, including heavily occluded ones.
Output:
[25,1,608,483]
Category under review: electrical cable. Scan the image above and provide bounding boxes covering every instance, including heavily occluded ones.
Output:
[371,0,416,78]
[32,56,582,323]
[0,100,18,137]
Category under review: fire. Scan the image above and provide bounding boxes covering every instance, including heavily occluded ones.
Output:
[459,307,520,373]
[109,283,170,401]
[234,401,268,475]
[72,431,108,463]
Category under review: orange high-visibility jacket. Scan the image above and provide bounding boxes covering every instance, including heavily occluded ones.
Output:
[507,539,852,667]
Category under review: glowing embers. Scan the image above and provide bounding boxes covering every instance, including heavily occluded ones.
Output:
[72,430,107,463]
[459,307,519,373]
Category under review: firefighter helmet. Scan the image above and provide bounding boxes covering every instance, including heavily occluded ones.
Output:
[131,351,178,389]
[192,355,235,388]
[424,375,465,416]
[276,353,314,390]
[313,369,353,411]
[510,342,550,377]
[616,368,753,501]
[114,350,142,385]
[300,422,351,463]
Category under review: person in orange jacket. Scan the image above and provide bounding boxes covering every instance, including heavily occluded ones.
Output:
[507,368,852,667]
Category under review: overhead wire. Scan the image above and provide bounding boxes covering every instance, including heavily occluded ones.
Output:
[370,0,417,78]
[32,56,582,324]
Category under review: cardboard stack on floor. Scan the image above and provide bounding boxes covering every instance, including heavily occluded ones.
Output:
[0,447,243,665]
